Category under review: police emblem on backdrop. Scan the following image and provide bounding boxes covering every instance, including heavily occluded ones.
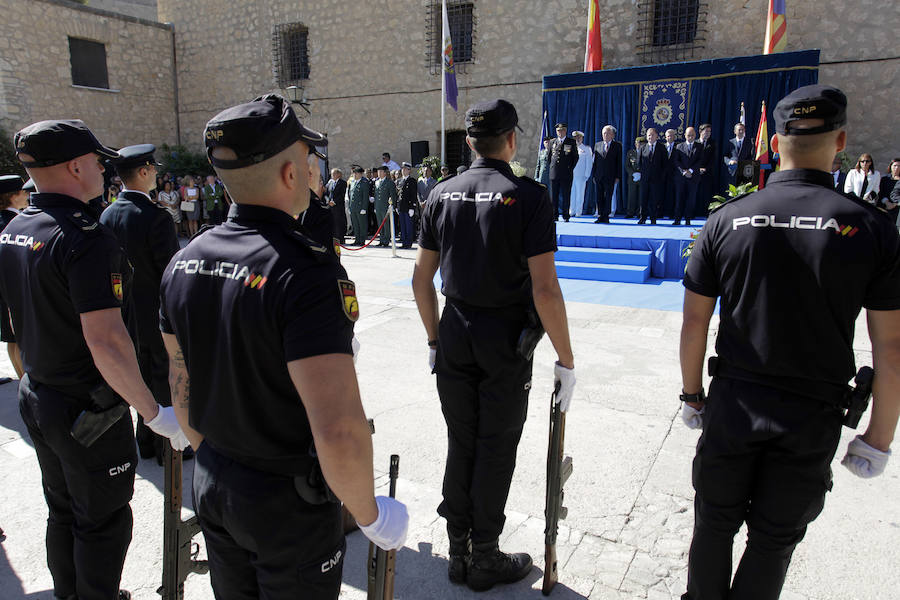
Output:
[338,279,359,322]
[640,80,688,135]
[111,273,123,301]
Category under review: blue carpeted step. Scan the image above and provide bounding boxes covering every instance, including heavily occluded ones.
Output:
[554,261,649,283]
[555,247,651,266]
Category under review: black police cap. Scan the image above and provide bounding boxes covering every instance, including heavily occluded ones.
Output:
[204,94,327,170]
[774,85,847,136]
[112,144,162,170]
[351,166,365,173]
[0,175,24,194]
[555,122,568,129]
[14,119,120,168]
[465,99,523,138]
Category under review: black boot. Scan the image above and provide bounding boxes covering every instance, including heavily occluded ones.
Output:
[447,529,471,584]
[466,540,533,592]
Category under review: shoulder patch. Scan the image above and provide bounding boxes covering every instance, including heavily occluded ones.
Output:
[67,210,100,234]
[111,273,123,301]
[338,279,359,322]
[332,237,342,258]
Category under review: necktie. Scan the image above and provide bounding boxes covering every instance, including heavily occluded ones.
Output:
[604,142,609,154]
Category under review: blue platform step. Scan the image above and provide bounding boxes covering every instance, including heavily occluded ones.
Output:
[554,246,652,283]
[554,260,650,283]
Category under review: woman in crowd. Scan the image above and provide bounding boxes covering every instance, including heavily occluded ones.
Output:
[844,153,880,202]
[158,180,182,236]
[180,174,202,236]
[878,157,900,224]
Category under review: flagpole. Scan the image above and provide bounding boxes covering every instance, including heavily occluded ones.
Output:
[440,0,447,166]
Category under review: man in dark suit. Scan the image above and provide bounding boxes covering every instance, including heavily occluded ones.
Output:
[696,123,717,217]
[638,128,667,224]
[725,122,754,185]
[325,167,348,241]
[662,129,679,218]
[830,156,847,191]
[591,125,622,223]
[549,122,577,221]
[673,127,703,226]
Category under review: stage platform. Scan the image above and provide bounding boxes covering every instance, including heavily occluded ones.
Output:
[555,216,704,282]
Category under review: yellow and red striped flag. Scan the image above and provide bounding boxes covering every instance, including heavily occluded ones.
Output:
[754,101,769,188]
[584,0,602,71]
[763,0,787,54]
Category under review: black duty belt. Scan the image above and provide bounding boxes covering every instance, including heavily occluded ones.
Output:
[707,356,848,408]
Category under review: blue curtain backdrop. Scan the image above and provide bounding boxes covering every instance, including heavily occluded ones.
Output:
[542,50,820,215]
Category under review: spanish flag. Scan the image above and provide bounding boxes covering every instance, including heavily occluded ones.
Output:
[763,0,787,54]
[754,101,769,188]
[583,0,602,71]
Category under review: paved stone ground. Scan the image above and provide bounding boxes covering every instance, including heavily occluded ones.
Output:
[1,245,899,599]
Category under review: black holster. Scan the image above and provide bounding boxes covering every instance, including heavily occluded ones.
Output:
[516,307,544,360]
[841,366,873,429]
[293,443,340,505]
[70,383,129,447]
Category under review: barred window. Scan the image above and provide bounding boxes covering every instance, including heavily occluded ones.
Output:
[68,38,109,89]
[444,130,471,172]
[425,1,475,74]
[272,23,310,87]
[637,0,707,64]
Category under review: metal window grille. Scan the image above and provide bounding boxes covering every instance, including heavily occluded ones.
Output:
[272,23,310,87]
[425,1,475,75]
[444,130,471,172]
[637,0,707,64]
[68,37,109,89]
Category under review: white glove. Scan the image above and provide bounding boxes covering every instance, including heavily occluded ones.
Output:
[681,403,704,430]
[428,347,437,371]
[553,362,576,413]
[351,336,360,364]
[167,429,191,452]
[358,496,409,551]
[408,209,415,217]
[146,405,184,439]
[632,172,641,182]
[841,435,891,478]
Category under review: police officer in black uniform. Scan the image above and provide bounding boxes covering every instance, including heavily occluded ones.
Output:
[678,85,900,600]
[100,145,182,463]
[0,120,189,600]
[0,174,29,380]
[412,99,576,592]
[158,95,408,599]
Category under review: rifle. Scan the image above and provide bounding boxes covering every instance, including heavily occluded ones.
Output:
[367,454,399,600]
[542,382,573,596]
[158,444,209,600]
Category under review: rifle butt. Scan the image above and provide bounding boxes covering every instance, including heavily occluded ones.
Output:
[383,549,396,599]
[542,543,558,596]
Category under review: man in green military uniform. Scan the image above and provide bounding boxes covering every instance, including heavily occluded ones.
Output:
[348,165,371,246]
[201,174,227,225]
[374,164,398,246]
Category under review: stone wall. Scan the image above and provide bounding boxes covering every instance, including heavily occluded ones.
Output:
[0,0,177,151]
[156,0,898,172]
[86,0,157,22]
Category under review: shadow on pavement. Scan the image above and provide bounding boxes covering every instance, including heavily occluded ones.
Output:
[0,379,29,446]
[340,534,588,599]
[0,540,54,599]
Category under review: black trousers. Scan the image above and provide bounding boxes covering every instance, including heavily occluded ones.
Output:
[549,178,573,220]
[682,377,842,600]
[193,443,345,600]
[19,374,136,600]
[594,177,616,218]
[639,180,664,222]
[435,301,532,545]
[674,178,699,223]
[134,342,171,458]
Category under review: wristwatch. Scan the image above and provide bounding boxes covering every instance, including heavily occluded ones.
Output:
[427,339,438,348]
[679,388,706,403]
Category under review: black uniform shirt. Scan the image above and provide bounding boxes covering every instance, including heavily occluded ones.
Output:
[100,190,180,349]
[685,169,900,396]
[419,157,556,308]
[159,203,355,475]
[0,193,130,389]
